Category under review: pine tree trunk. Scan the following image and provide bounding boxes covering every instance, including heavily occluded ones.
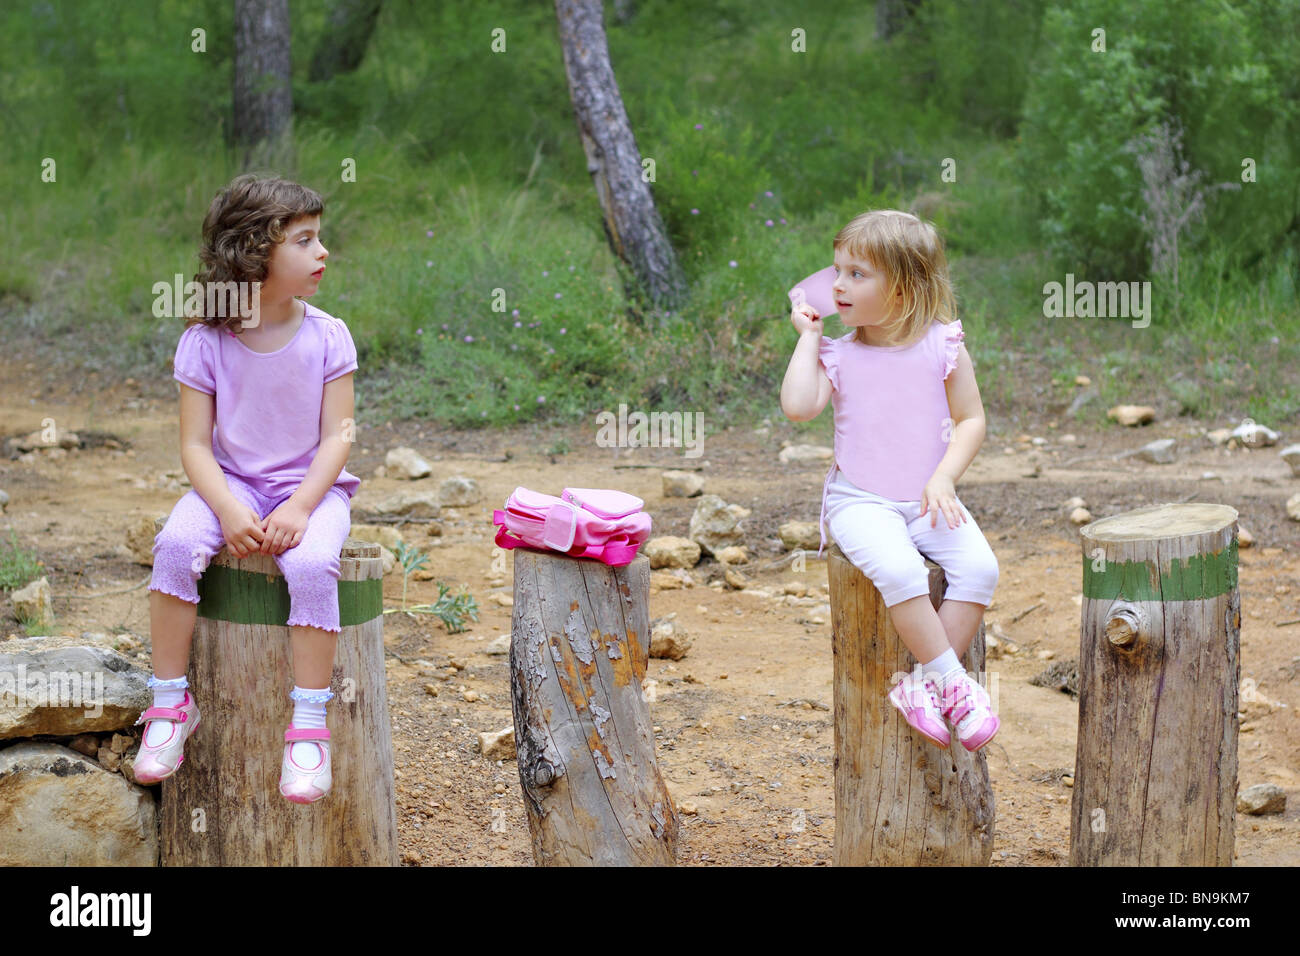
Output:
[554,0,686,312]
[234,0,295,170]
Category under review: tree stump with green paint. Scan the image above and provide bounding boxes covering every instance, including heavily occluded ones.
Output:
[509,548,678,866]
[152,520,396,866]
[827,543,994,866]
[1071,504,1240,866]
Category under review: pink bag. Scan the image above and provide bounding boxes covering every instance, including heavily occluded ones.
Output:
[492,486,652,566]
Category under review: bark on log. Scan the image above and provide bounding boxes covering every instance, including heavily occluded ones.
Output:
[155,527,396,866]
[509,549,677,865]
[827,543,994,865]
[1071,503,1240,866]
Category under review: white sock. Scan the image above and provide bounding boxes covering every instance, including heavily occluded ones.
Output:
[921,648,963,689]
[288,685,332,768]
[145,674,189,747]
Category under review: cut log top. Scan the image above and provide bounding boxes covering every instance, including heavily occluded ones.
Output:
[1081,503,1238,541]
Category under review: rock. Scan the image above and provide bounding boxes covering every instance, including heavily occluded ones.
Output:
[1280,444,1300,477]
[1074,375,1091,386]
[1069,507,1093,525]
[724,569,748,589]
[1036,649,1056,661]
[1029,659,1079,698]
[109,732,133,755]
[1063,496,1087,511]
[96,744,121,772]
[716,546,748,565]
[462,690,480,702]
[11,577,54,627]
[0,742,157,866]
[778,520,821,551]
[0,488,8,511]
[779,444,833,463]
[662,470,705,497]
[349,523,405,551]
[9,430,80,453]
[1287,493,1300,522]
[1207,428,1233,446]
[649,614,691,661]
[1232,421,1278,448]
[479,726,516,760]
[385,447,432,479]
[0,643,150,739]
[485,635,511,655]
[490,593,513,607]
[1238,527,1254,548]
[1107,405,1155,426]
[678,801,698,815]
[985,634,1001,660]
[67,733,100,758]
[367,490,441,518]
[688,495,750,557]
[423,683,440,697]
[650,571,684,590]
[643,535,701,569]
[439,476,481,507]
[372,465,387,479]
[401,850,422,865]
[1236,783,1286,815]
[1136,438,1176,464]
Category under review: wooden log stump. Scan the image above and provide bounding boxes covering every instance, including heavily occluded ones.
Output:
[509,549,678,866]
[153,520,396,866]
[1071,503,1240,866]
[827,542,995,866]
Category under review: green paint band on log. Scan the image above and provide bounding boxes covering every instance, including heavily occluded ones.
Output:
[196,565,383,627]
[1082,538,1238,601]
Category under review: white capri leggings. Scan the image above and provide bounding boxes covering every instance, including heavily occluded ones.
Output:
[824,467,999,608]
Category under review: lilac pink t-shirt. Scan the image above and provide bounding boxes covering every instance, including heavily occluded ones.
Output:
[171,301,361,504]
[815,318,965,556]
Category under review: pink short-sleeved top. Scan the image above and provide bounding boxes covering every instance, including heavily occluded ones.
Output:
[171,301,361,504]
[815,318,965,556]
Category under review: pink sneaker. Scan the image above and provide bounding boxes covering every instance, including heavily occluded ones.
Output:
[887,671,951,749]
[132,691,201,783]
[940,672,1000,751]
[279,725,332,804]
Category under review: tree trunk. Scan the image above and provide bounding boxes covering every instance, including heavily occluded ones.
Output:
[1071,503,1240,866]
[509,548,678,865]
[875,0,924,41]
[233,0,295,170]
[553,0,687,313]
[309,0,384,83]
[827,543,995,865]
[155,528,397,866]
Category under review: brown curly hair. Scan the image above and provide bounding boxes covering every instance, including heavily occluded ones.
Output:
[184,175,324,334]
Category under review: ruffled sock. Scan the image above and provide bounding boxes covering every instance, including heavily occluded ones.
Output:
[145,674,189,746]
[288,685,333,768]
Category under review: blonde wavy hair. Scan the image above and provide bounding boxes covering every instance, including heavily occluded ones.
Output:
[832,209,957,347]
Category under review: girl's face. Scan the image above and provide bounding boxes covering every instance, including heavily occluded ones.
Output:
[264,215,328,297]
[831,252,902,333]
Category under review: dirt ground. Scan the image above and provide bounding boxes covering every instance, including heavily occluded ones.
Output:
[2,352,1297,867]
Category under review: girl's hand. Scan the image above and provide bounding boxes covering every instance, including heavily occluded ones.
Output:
[217,502,266,559]
[260,500,310,554]
[919,474,968,530]
[790,301,822,335]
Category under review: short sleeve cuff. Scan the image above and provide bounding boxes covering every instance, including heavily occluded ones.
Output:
[941,320,965,381]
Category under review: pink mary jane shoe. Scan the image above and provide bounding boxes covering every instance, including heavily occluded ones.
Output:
[132,691,202,783]
[279,725,332,804]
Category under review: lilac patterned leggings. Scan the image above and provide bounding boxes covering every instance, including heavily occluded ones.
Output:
[149,472,352,633]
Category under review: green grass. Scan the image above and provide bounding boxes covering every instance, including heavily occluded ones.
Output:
[1,0,1296,440]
